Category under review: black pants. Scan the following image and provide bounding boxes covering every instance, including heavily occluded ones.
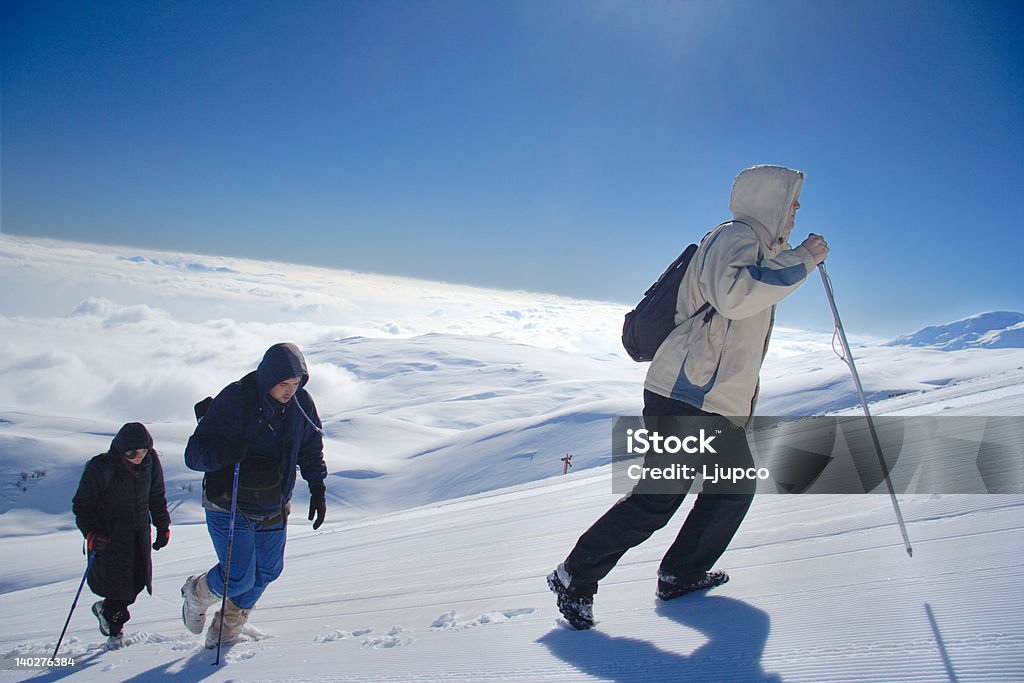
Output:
[563,391,754,595]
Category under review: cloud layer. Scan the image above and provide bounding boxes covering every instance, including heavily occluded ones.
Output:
[1,235,635,423]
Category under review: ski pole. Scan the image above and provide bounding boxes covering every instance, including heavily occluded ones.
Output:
[53,550,96,658]
[818,262,913,557]
[214,462,241,665]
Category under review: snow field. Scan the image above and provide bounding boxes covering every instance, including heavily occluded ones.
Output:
[0,235,1021,681]
[1,472,1021,681]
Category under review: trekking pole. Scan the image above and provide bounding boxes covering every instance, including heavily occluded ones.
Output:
[53,550,96,658]
[214,462,241,665]
[819,262,913,557]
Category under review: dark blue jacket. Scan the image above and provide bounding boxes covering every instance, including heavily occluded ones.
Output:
[185,343,327,516]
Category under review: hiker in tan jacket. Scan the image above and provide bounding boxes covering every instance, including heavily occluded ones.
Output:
[548,164,828,629]
[646,164,827,423]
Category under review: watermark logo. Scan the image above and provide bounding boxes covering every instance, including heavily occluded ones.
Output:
[625,427,718,455]
[611,415,1024,495]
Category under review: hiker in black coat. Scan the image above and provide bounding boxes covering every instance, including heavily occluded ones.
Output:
[72,422,171,640]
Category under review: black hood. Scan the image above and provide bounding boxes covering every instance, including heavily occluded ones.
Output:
[255,343,309,398]
[110,422,154,456]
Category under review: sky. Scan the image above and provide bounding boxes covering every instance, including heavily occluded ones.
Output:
[2,0,1023,337]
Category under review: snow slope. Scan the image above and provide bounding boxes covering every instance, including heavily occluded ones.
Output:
[0,235,1022,681]
[1,435,1021,681]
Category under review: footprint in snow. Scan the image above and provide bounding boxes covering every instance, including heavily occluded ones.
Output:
[314,627,375,643]
[92,631,169,654]
[362,626,412,649]
[431,608,536,630]
[225,647,260,663]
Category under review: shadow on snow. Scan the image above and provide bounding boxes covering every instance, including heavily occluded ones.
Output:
[539,594,782,683]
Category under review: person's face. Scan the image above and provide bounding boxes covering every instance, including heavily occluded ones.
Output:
[124,449,148,464]
[269,377,302,404]
[784,199,800,235]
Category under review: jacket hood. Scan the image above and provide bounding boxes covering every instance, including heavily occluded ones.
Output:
[256,342,309,398]
[729,165,805,248]
[110,422,154,456]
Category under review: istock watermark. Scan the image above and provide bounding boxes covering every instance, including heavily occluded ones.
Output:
[625,427,719,455]
[612,415,762,495]
[611,415,1023,495]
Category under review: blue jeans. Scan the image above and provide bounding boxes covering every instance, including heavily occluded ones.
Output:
[205,509,286,610]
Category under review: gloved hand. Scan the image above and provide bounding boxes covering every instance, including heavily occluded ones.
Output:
[152,527,170,551]
[86,531,109,553]
[308,485,326,530]
[217,440,249,467]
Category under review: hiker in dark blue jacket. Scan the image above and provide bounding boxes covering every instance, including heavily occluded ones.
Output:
[181,342,328,647]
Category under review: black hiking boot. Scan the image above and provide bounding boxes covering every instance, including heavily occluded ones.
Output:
[91,601,111,636]
[656,569,730,601]
[547,564,595,630]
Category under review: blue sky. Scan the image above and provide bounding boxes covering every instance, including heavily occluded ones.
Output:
[2,0,1022,337]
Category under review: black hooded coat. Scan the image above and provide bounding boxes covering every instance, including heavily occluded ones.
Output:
[72,423,171,601]
[184,342,327,519]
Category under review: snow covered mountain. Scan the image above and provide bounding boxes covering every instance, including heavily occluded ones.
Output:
[885,311,1024,351]
[0,235,1022,681]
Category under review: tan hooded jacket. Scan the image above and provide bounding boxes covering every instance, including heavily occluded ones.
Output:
[644,165,818,424]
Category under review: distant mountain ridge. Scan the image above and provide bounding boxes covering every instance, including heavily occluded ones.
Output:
[886,311,1024,350]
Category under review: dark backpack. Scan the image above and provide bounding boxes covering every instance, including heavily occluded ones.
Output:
[621,243,712,362]
[194,396,213,422]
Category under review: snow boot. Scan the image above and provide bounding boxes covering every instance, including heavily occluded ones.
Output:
[205,598,251,649]
[656,569,730,601]
[547,563,595,630]
[105,633,125,650]
[181,573,219,635]
[93,600,129,637]
[91,601,110,637]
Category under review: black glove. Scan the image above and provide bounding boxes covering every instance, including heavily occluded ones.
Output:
[308,485,326,530]
[152,527,170,551]
[217,440,249,467]
[86,531,109,553]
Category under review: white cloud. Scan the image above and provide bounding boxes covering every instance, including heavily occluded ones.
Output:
[304,362,365,415]
[3,235,1021,431]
